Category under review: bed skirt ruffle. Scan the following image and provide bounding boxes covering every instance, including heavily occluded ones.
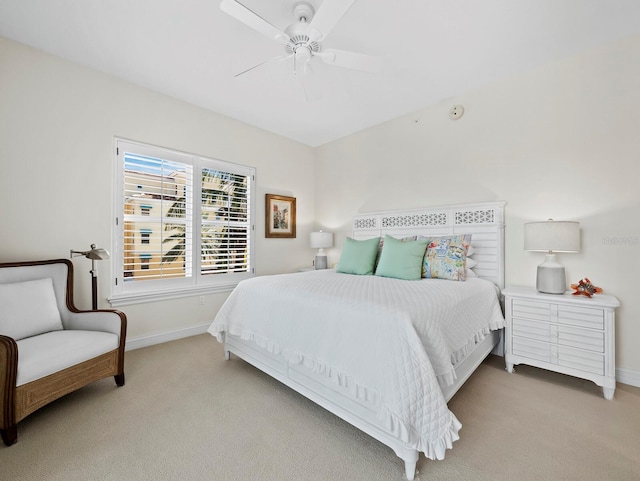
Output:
[212,324,462,461]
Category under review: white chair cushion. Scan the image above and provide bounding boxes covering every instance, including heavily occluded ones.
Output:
[16,330,119,386]
[0,278,63,340]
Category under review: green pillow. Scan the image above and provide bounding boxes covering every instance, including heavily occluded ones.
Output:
[375,235,429,280]
[336,237,381,275]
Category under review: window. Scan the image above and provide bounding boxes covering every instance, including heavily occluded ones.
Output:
[140,229,151,245]
[112,139,255,305]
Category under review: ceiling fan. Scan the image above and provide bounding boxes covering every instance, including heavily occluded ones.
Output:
[220,0,383,80]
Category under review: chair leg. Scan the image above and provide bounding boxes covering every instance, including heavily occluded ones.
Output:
[114,373,125,387]
[1,425,17,446]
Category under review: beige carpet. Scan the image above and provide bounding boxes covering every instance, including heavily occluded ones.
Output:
[1,334,639,481]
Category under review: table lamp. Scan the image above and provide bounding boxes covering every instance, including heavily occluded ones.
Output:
[310,230,333,270]
[524,219,580,294]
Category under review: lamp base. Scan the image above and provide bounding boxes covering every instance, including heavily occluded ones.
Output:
[536,261,566,295]
[315,254,328,270]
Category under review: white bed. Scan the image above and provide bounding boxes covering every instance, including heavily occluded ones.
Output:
[208,202,505,480]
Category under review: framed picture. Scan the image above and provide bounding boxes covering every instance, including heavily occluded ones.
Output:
[265,194,296,238]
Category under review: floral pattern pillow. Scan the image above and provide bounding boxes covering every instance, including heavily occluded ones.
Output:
[421,234,472,281]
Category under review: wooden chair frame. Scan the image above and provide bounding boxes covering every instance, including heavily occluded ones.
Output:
[0,259,127,446]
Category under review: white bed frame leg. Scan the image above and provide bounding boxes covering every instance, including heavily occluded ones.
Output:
[404,461,417,480]
[224,350,230,361]
[403,452,419,480]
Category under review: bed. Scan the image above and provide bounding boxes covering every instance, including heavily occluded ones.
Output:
[208,202,505,479]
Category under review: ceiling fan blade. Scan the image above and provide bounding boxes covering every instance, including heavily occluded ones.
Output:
[318,49,383,73]
[308,0,356,42]
[235,54,293,78]
[220,0,290,45]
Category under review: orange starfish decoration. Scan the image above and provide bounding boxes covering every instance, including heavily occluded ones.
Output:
[571,278,603,297]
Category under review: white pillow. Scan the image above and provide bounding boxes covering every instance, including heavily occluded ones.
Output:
[466,253,478,277]
[0,278,63,340]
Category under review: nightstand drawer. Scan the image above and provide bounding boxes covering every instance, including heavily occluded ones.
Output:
[512,299,604,330]
[512,336,553,362]
[512,318,604,352]
[512,317,553,343]
[557,324,604,352]
[558,345,604,375]
[557,305,604,330]
[512,337,604,375]
[512,299,553,322]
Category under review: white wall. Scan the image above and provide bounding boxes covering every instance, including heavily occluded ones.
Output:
[0,37,315,340]
[314,34,640,380]
[2,32,639,381]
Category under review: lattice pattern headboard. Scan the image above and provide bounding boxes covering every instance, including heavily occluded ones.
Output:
[352,202,505,289]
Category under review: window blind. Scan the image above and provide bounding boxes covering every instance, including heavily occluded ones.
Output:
[114,139,255,303]
[122,152,193,282]
[200,168,251,275]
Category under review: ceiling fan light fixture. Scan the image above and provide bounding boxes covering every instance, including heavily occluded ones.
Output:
[284,20,320,56]
[286,37,320,55]
[294,46,312,63]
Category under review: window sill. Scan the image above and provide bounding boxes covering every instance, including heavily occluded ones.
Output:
[108,282,239,307]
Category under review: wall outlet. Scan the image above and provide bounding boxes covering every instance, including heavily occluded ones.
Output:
[199,296,205,305]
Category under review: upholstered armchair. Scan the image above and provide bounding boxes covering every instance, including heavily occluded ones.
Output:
[0,259,126,446]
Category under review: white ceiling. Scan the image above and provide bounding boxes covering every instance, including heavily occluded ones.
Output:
[1,0,639,147]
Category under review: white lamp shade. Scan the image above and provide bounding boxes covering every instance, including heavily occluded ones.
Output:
[524,221,580,253]
[310,231,333,249]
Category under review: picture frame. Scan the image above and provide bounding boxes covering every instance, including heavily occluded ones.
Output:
[265,194,296,238]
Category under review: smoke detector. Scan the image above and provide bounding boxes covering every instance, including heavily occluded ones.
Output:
[449,105,464,120]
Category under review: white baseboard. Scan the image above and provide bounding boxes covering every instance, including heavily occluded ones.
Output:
[125,323,211,351]
[617,367,640,388]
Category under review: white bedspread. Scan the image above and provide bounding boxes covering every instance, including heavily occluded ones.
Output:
[208,270,504,460]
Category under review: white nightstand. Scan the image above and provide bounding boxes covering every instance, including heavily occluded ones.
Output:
[502,286,620,400]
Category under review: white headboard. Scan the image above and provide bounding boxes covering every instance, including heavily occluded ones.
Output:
[352,202,505,289]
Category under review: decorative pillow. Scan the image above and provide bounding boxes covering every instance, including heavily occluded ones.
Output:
[336,237,381,275]
[375,235,429,281]
[465,256,478,277]
[0,278,63,340]
[375,235,417,267]
[422,234,472,281]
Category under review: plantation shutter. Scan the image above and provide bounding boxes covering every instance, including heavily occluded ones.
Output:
[200,166,252,275]
[113,139,255,304]
[122,152,194,282]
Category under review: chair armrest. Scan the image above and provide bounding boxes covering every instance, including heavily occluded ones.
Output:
[63,309,127,339]
[0,335,18,429]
